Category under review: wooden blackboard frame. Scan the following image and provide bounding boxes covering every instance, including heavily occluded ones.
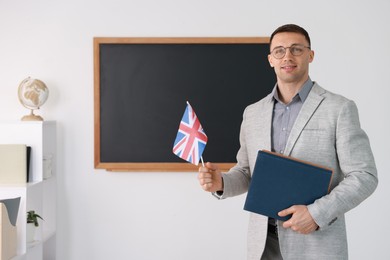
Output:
[94,37,271,172]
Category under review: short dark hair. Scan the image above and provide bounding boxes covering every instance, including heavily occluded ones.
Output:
[270,24,311,48]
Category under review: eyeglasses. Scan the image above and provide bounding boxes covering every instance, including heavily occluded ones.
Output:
[270,44,311,59]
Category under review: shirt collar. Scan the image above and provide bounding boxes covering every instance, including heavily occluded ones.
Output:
[272,77,314,104]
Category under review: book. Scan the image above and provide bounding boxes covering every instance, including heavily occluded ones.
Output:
[27,146,31,182]
[244,150,333,221]
[0,144,27,183]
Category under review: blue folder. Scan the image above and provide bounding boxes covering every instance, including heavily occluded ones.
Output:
[244,150,333,221]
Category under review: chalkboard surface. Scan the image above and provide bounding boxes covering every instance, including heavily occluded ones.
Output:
[94,38,275,171]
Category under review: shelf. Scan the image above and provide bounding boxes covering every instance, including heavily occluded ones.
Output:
[27,240,42,249]
[11,254,27,260]
[0,181,41,188]
[0,121,57,260]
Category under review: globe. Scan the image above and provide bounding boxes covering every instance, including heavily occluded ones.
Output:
[18,77,49,121]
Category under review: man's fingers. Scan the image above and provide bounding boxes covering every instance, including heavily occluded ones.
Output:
[279,206,296,228]
[198,174,212,184]
[202,183,213,190]
[198,166,207,173]
[282,219,294,229]
[198,172,212,178]
[278,206,296,217]
[199,163,217,173]
[198,162,222,192]
[198,165,214,189]
[205,162,219,171]
[279,205,318,234]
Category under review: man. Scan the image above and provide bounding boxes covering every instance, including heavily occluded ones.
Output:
[198,24,378,260]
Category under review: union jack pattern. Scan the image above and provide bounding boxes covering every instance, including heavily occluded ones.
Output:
[172,102,208,165]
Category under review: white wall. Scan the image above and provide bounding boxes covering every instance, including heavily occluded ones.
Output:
[1,0,389,259]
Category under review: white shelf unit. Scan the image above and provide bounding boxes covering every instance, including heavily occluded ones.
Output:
[0,121,56,260]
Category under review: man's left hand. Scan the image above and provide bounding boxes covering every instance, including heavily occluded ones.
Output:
[278,205,318,234]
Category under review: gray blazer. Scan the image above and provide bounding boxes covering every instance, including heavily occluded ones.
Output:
[220,83,378,260]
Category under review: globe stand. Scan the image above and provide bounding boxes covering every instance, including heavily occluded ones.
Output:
[21,109,43,121]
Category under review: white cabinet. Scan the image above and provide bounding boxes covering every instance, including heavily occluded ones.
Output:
[0,121,56,259]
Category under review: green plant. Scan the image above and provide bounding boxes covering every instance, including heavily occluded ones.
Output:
[27,210,44,227]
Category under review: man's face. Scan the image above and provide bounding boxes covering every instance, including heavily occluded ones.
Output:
[268,32,314,85]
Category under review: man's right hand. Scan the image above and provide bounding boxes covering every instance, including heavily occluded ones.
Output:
[198,162,223,193]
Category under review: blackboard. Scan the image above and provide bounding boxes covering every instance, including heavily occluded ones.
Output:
[94,38,275,171]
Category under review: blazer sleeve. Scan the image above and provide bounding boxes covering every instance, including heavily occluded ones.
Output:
[216,107,252,199]
[307,100,378,229]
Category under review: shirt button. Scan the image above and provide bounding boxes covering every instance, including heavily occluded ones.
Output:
[282,127,286,131]
[286,106,290,110]
[280,150,284,154]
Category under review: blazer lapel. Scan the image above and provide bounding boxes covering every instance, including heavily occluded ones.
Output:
[253,93,274,151]
[284,83,325,156]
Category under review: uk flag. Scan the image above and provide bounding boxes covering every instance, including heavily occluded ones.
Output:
[173,102,208,165]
